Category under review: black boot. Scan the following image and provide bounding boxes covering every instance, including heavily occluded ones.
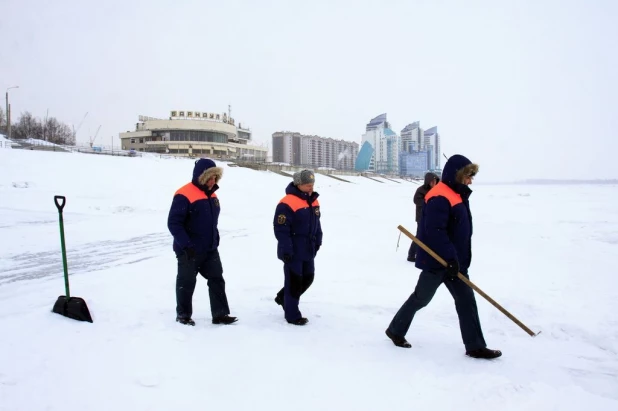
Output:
[287,317,309,326]
[176,317,195,326]
[385,329,412,348]
[466,348,502,359]
[212,315,238,325]
[274,295,284,310]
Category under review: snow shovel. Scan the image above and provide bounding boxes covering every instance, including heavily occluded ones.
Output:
[397,224,539,337]
[51,195,93,323]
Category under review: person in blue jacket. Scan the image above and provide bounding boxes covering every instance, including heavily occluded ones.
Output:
[385,154,502,359]
[167,158,237,326]
[273,170,323,325]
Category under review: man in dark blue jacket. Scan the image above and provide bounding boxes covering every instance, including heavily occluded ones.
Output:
[385,154,502,359]
[273,170,323,325]
[167,158,237,326]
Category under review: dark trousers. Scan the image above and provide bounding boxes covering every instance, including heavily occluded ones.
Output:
[279,259,315,322]
[387,269,486,351]
[408,223,420,259]
[176,249,230,319]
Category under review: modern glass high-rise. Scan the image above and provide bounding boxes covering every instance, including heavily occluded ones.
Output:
[366,113,390,131]
[357,113,399,173]
[401,122,424,154]
[423,126,441,170]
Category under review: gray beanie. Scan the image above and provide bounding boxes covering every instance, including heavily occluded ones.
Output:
[293,169,315,186]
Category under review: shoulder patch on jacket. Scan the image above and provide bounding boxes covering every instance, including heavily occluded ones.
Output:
[277,214,286,224]
[280,194,307,212]
[425,182,462,207]
[175,183,207,204]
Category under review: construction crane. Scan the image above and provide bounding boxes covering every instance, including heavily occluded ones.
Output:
[89,125,101,148]
[72,112,88,141]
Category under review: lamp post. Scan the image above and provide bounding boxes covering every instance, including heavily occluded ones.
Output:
[5,86,19,140]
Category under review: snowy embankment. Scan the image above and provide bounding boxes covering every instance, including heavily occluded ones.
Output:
[0,149,617,410]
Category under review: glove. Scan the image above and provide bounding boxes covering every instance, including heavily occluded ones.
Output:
[282,254,293,263]
[445,259,459,280]
[184,247,196,260]
[314,244,321,256]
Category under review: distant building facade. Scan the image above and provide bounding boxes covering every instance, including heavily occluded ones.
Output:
[423,126,441,171]
[355,113,399,174]
[119,110,267,160]
[355,114,442,177]
[272,131,358,170]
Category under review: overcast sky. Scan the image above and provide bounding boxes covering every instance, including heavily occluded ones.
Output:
[2,0,617,181]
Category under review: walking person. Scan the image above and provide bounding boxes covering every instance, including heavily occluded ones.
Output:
[273,170,323,325]
[168,158,237,326]
[407,172,439,262]
[386,154,502,359]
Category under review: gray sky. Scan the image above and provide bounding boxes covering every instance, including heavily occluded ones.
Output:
[2,0,617,181]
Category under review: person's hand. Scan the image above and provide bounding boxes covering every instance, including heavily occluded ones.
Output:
[184,247,196,260]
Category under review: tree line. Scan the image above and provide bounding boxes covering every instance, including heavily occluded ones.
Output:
[0,110,75,145]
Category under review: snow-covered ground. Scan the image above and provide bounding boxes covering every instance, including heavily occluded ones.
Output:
[0,134,12,149]
[0,149,617,410]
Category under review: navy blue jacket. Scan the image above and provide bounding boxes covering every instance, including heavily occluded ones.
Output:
[167,159,221,254]
[416,155,474,273]
[273,183,323,262]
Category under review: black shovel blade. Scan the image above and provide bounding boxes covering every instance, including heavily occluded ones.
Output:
[52,296,93,323]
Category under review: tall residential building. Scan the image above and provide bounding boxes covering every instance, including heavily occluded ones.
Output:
[398,122,442,177]
[366,113,391,131]
[423,126,441,170]
[272,131,358,170]
[400,122,424,154]
[355,113,399,174]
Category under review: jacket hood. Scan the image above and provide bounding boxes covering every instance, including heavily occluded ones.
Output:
[441,154,478,198]
[285,182,319,202]
[441,155,478,186]
[192,158,223,190]
[424,172,440,187]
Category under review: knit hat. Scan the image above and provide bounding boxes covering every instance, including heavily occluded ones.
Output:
[293,169,315,186]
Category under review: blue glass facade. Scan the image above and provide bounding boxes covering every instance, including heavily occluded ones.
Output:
[355,141,374,171]
[399,151,429,177]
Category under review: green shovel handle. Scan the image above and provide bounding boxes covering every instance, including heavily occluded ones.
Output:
[54,196,66,212]
[54,195,70,298]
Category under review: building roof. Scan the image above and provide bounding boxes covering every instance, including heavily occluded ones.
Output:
[366,113,389,130]
[424,126,438,135]
[401,122,420,133]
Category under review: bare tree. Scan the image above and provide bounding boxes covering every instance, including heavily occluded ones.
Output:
[46,118,74,145]
[12,112,42,140]
[11,111,78,145]
[60,123,75,145]
[43,117,61,143]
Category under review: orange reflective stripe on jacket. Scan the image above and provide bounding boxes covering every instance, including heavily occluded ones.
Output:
[424,182,462,207]
[280,194,320,212]
[175,183,217,203]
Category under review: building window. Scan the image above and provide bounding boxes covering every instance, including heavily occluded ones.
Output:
[169,130,228,144]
